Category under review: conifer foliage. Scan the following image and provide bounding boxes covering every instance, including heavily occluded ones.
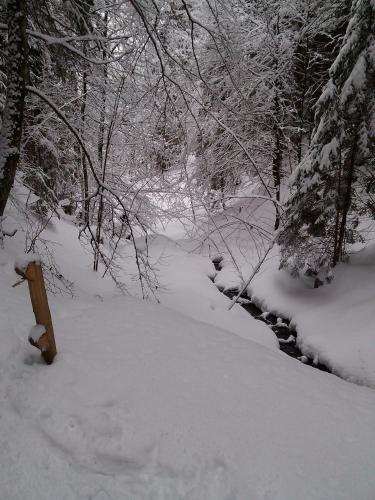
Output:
[278,0,375,284]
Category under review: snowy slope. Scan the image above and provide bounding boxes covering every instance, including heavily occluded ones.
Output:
[146,235,277,349]
[249,243,375,388]
[191,195,375,388]
[1,212,375,499]
[2,287,375,499]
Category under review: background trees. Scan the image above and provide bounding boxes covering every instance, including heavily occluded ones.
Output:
[0,0,373,287]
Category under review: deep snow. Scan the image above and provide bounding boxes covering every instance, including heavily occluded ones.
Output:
[188,195,375,388]
[1,207,375,499]
[248,243,375,388]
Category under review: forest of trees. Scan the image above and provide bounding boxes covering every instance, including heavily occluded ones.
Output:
[0,0,373,289]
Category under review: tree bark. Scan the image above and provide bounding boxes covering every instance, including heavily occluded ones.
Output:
[0,0,28,216]
[272,14,282,231]
[272,89,282,230]
[80,66,90,224]
[94,7,108,272]
[333,142,357,266]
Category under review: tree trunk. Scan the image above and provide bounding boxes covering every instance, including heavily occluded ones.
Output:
[272,15,282,231]
[296,42,309,164]
[0,0,28,216]
[332,152,343,266]
[333,142,357,266]
[80,67,90,225]
[273,89,282,230]
[94,7,108,272]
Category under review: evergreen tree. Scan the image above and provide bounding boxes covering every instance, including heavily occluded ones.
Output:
[278,0,375,285]
[291,0,352,162]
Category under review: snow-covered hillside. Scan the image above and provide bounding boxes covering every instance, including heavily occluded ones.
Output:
[248,242,375,387]
[1,211,375,500]
[192,195,375,388]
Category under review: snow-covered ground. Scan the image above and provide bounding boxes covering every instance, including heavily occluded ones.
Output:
[189,194,375,388]
[1,208,375,499]
[145,234,277,349]
[248,243,375,388]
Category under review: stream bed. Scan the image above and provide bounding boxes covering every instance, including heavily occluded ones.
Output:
[212,258,331,373]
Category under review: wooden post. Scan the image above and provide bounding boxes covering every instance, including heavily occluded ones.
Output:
[15,261,57,364]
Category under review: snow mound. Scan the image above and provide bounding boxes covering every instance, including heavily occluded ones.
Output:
[1,295,375,499]
[249,244,375,387]
[29,324,46,343]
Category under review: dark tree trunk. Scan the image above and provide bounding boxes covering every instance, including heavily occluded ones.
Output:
[94,7,108,272]
[332,153,343,266]
[273,89,282,230]
[76,0,95,226]
[271,14,282,231]
[80,67,90,225]
[0,0,28,216]
[295,42,309,164]
[333,142,357,266]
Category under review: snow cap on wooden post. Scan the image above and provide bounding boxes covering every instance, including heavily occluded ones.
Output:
[14,255,57,364]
